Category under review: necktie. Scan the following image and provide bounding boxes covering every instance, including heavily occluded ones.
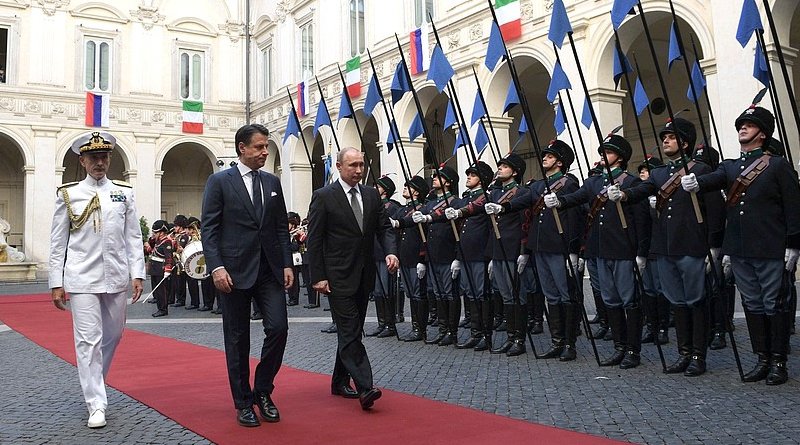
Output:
[349,188,363,232]
[251,171,263,224]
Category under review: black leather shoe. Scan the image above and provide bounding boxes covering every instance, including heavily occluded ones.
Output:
[424,332,444,345]
[619,351,641,369]
[151,310,168,317]
[211,308,223,314]
[367,325,386,337]
[709,331,727,350]
[559,345,577,361]
[490,339,513,354]
[254,392,280,423]
[599,349,625,366]
[321,323,338,333]
[376,327,396,338]
[766,360,788,386]
[456,336,481,349]
[331,383,359,399]
[529,320,544,335]
[684,355,706,377]
[742,353,771,382]
[185,305,199,310]
[304,304,320,309]
[655,329,669,345]
[251,312,263,320]
[359,388,382,410]
[665,355,691,374]
[590,325,608,340]
[287,301,299,307]
[506,339,526,357]
[236,408,260,427]
[473,335,491,351]
[170,302,185,308]
[198,306,212,312]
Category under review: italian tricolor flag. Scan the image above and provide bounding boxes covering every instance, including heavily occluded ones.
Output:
[495,0,521,42]
[182,100,203,134]
[345,56,361,98]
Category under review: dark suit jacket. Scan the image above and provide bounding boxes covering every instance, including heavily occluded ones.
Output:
[307,181,397,297]
[201,167,292,289]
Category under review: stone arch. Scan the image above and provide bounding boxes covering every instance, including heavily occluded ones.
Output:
[159,141,216,220]
[71,2,130,23]
[266,138,281,177]
[392,81,441,136]
[154,136,218,171]
[59,132,133,183]
[0,125,33,166]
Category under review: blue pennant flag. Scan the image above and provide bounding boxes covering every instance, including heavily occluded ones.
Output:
[633,77,650,116]
[548,0,573,49]
[471,92,487,126]
[753,43,770,87]
[386,119,399,152]
[363,74,381,117]
[687,61,707,101]
[427,44,455,92]
[409,114,424,142]
[313,98,332,137]
[611,0,639,31]
[475,123,490,155]
[503,80,520,114]
[612,45,632,89]
[390,60,411,105]
[667,22,682,71]
[554,103,566,135]
[547,61,572,103]
[485,21,506,71]
[283,109,300,144]
[452,129,465,155]
[337,89,353,122]
[581,97,593,129]
[736,0,763,47]
[444,99,458,129]
[518,117,529,135]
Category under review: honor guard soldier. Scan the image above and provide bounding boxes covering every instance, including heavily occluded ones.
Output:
[483,153,532,356]
[49,131,146,428]
[391,176,430,342]
[145,219,175,317]
[444,161,495,351]
[410,165,460,346]
[682,105,800,385]
[286,212,304,307]
[171,215,189,308]
[547,134,651,368]
[368,176,402,338]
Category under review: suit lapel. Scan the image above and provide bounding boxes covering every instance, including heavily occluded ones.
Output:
[227,169,257,222]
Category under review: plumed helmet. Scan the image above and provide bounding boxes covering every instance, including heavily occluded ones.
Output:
[465,161,495,188]
[637,155,664,173]
[693,144,720,169]
[735,106,775,138]
[498,152,527,182]
[598,134,633,164]
[405,175,430,198]
[659,117,697,150]
[542,139,574,171]
[376,175,396,197]
[287,211,301,225]
[435,164,459,188]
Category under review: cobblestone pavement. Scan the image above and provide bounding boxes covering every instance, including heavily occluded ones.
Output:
[1,280,798,444]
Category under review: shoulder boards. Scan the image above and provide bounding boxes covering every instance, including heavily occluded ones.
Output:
[56,181,79,191]
[112,180,133,188]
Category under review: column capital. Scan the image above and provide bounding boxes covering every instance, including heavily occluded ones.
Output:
[30,126,61,138]
[133,132,161,143]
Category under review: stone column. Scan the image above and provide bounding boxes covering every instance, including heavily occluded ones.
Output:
[29,125,61,265]
[288,163,312,216]
[132,132,159,222]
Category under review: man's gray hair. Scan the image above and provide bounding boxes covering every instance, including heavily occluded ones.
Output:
[337,146,362,163]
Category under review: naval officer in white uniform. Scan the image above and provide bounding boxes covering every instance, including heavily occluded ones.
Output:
[49,131,146,428]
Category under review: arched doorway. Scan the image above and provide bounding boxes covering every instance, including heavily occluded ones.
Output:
[361,112,381,185]
[0,133,24,250]
[160,142,213,220]
[266,139,281,177]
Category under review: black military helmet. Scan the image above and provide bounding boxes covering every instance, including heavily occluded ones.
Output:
[405,175,430,198]
[152,219,169,233]
[693,144,720,169]
[187,216,201,229]
[465,161,495,188]
[637,155,664,173]
[765,137,784,157]
[435,164,459,188]
[287,211,301,225]
[659,117,697,150]
[735,106,775,138]
[173,214,188,228]
[542,139,575,171]
[598,134,633,164]
[376,175,396,197]
[498,152,527,182]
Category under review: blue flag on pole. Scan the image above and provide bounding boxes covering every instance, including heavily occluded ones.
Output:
[736,0,763,47]
[363,74,381,116]
[428,45,455,92]
[554,103,566,135]
[612,45,632,89]
[475,123,490,155]
[518,117,529,135]
[313,98,332,137]
[409,114,424,142]
[611,0,639,31]
[485,21,506,71]
[581,97,593,129]
[386,120,399,152]
[633,77,649,116]
[390,60,411,105]
[753,43,770,86]
[471,92,487,126]
[687,61,707,101]
[667,22,682,71]
[503,80,520,114]
[547,61,572,103]
[444,99,458,129]
[452,129,465,155]
[548,0,572,49]
[283,109,300,144]
[337,89,353,122]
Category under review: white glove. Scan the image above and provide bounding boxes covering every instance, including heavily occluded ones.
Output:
[412,211,431,224]
[722,255,731,277]
[450,259,461,279]
[681,173,699,193]
[516,254,530,274]
[416,262,426,279]
[389,218,399,228]
[648,196,657,209]
[577,258,586,275]
[445,207,460,220]
[484,203,503,215]
[487,261,494,281]
[607,184,624,202]
[785,248,800,271]
[544,192,561,208]
[635,256,647,271]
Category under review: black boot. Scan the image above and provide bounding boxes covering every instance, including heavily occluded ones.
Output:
[474,298,494,351]
[491,305,515,354]
[427,291,438,326]
[560,303,578,361]
[367,296,386,337]
[507,306,527,357]
[493,292,506,331]
[766,312,791,385]
[600,307,627,366]
[766,354,788,385]
[620,307,642,369]
[641,293,656,343]
[655,294,671,345]
[438,299,458,346]
[709,330,727,350]
[665,306,692,374]
[529,292,545,334]
[377,295,397,338]
[426,299,447,345]
[742,311,770,382]
[459,295,471,328]
[540,303,564,359]
[458,300,482,349]
[401,300,423,342]
[685,304,708,377]
[590,321,609,340]
[396,289,406,323]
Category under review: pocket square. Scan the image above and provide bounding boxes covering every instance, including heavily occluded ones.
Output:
[270,191,277,197]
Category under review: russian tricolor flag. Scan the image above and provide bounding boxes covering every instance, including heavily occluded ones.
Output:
[85,92,109,127]
[297,81,309,117]
[409,24,430,75]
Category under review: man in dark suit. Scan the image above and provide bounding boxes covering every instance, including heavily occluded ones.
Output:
[307,147,399,410]
[201,124,294,427]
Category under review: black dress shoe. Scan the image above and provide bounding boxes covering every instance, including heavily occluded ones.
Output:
[151,310,168,317]
[185,305,199,310]
[254,392,280,423]
[287,301,299,306]
[331,383,359,399]
[304,304,320,309]
[211,308,223,315]
[198,306,212,312]
[251,312,263,320]
[236,408,260,427]
[359,387,382,410]
[321,323,338,333]
[170,302,185,308]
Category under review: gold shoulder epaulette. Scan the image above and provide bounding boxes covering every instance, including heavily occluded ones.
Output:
[112,179,133,188]
[56,181,79,191]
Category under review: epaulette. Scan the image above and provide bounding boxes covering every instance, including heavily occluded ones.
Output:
[112,180,133,188]
[56,181,79,191]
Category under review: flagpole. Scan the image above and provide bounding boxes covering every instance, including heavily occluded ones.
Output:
[314,76,342,153]
[285,87,314,168]
[549,43,590,178]
[756,30,793,164]
[631,53,665,161]
[612,31,654,168]
[335,63,380,185]
[477,118,497,162]
[688,34,723,158]
[470,66,501,164]
[555,92,584,179]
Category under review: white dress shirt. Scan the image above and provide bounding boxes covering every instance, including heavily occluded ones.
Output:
[338,178,363,212]
[236,162,264,206]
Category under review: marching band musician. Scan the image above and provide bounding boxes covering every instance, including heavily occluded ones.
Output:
[287,211,305,307]
[170,215,189,308]
[183,216,203,309]
[145,219,175,317]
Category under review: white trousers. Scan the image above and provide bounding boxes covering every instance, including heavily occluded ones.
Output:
[69,291,127,412]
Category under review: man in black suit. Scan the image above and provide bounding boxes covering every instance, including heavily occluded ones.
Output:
[201,124,294,427]
[307,147,399,410]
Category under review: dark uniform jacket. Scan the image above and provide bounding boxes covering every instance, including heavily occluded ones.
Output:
[146,235,174,276]
[462,181,531,261]
[374,198,401,261]
[395,201,426,266]
[402,192,457,264]
[453,188,491,262]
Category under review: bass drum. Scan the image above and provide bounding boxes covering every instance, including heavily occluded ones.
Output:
[182,240,208,279]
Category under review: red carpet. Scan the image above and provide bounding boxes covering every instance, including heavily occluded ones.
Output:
[0,294,624,445]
